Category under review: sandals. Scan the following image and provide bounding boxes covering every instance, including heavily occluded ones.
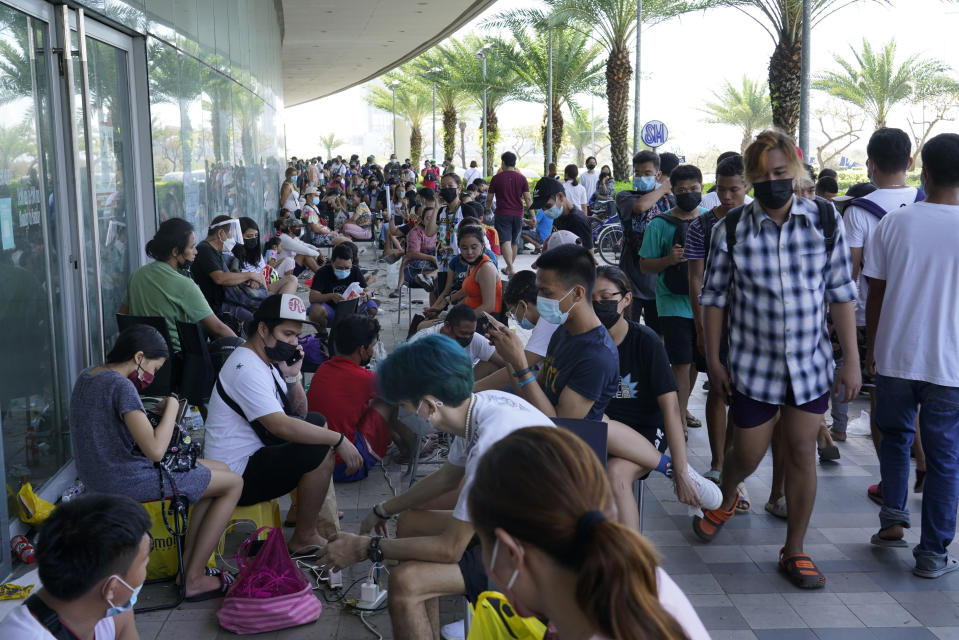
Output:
[765,496,788,519]
[870,531,908,548]
[185,567,235,602]
[779,548,826,589]
[867,483,883,506]
[692,497,736,543]
[818,443,840,462]
[735,483,751,514]
[686,413,702,429]
[703,469,721,484]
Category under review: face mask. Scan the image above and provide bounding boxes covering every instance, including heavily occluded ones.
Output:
[592,299,622,329]
[514,304,535,331]
[415,398,443,428]
[439,187,458,203]
[543,204,562,220]
[454,334,473,348]
[633,175,657,192]
[104,575,142,617]
[333,267,351,280]
[221,234,236,252]
[752,178,795,210]
[490,538,522,594]
[127,360,154,391]
[600,172,611,178]
[243,237,258,250]
[676,191,702,212]
[537,288,576,325]
[586,163,596,170]
[263,332,298,363]
[312,197,320,205]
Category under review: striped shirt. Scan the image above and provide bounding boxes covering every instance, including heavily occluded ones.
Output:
[700,198,857,405]
[683,210,720,261]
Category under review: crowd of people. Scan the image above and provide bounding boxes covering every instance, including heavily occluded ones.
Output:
[5,127,959,640]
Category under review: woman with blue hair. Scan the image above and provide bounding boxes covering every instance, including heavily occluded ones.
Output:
[319,334,554,639]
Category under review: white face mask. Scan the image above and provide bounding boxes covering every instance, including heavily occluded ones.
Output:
[103,574,143,617]
[490,537,522,591]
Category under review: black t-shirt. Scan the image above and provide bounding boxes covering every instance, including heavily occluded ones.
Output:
[552,208,594,249]
[310,264,367,296]
[539,324,619,421]
[604,321,678,429]
[191,240,226,310]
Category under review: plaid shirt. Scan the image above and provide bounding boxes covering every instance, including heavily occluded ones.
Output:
[700,198,857,405]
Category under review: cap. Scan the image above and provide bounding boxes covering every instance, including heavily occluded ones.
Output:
[367,155,375,162]
[303,186,319,196]
[530,177,565,210]
[252,294,313,326]
[832,181,878,204]
[532,230,582,268]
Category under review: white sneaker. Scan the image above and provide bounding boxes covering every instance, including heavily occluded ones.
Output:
[441,619,465,640]
[681,463,724,511]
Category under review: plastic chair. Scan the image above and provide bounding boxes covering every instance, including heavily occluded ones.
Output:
[217,499,283,555]
[175,320,215,407]
[116,314,178,395]
[395,272,433,326]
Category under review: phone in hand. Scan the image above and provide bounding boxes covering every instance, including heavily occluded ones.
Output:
[476,315,492,338]
[286,350,303,366]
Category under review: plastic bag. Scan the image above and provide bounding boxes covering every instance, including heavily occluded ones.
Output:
[467,591,546,640]
[17,483,54,525]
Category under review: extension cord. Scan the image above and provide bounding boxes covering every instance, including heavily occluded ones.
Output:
[355,582,388,610]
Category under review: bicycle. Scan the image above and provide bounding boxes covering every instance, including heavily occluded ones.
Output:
[591,213,624,266]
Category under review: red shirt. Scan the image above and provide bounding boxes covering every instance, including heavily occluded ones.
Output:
[306,356,375,432]
[488,170,529,217]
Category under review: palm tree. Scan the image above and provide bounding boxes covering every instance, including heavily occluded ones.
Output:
[702,76,773,152]
[686,0,891,136]
[409,45,472,162]
[366,72,433,169]
[547,0,696,180]
[487,8,605,174]
[565,106,609,165]
[318,133,345,159]
[813,38,951,129]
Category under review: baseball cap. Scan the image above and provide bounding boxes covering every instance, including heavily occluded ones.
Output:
[832,181,878,204]
[530,177,565,210]
[532,230,582,268]
[252,294,314,327]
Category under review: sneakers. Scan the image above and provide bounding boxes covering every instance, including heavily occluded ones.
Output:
[683,464,723,511]
[412,273,435,291]
[441,619,465,640]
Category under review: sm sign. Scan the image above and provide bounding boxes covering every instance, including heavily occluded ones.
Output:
[641,120,669,149]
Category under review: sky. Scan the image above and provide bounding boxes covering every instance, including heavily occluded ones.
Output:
[283,0,959,169]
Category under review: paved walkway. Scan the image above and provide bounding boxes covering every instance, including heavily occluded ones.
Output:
[133,248,959,639]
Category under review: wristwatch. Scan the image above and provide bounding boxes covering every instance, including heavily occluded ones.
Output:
[284,373,302,385]
[367,536,384,564]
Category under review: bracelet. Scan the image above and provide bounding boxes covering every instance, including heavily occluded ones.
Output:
[517,375,537,388]
[285,373,302,385]
[373,502,391,519]
[334,432,345,448]
[511,366,533,379]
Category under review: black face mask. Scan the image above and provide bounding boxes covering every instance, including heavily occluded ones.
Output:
[586,163,596,170]
[439,187,458,203]
[243,237,258,250]
[264,334,298,364]
[676,192,702,212]
[454,335,473,348]
[592,299,622,328]
[752,178,794,210]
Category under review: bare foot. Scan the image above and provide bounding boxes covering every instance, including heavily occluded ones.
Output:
[877,523,904,541]
[287,533,329,554]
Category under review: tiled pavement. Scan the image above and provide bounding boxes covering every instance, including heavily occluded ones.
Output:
[129,249,959,638]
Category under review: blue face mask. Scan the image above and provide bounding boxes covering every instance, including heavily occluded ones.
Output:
[333,267,351,280]
[633,175,657,192]
[513,304,536,331]
[543,205,562,220]
[104,575,142,617]
[536,288,576,325]
[312,197,319,205]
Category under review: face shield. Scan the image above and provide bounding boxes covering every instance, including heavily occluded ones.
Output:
[211,217,242,251]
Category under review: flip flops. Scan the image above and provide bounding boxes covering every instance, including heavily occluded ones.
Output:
[765,496,788,519]
[870,532,908,548]
[735,483,751,514]
[185,568,235,602]
[779,548,826,589]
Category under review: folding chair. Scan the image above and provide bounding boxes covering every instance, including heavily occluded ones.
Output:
[116,314,178,395]
[329,297,359,357]
[551,417,608,468]
[175,320,215,407]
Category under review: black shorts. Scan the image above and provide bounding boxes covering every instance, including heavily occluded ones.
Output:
[633,424,668,480]
[458,541,487,604]
[494,215,523,246]
[636,298,660,334]
[238,412,331,506]
[660,316,696,366]
[436,271,448,296]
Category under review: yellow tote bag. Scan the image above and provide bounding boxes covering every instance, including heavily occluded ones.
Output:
[467,591,547,640]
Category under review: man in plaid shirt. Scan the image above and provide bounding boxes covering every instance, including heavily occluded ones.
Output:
[692,130,861,589]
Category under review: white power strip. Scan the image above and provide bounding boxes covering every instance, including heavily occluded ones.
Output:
[355,582,388,610]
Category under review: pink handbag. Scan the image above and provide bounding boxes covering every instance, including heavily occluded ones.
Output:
[217,526,322,634]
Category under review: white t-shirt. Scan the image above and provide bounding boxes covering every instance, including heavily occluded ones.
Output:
[204,346,287,474]
[564,181,589,210]
[409,324,495,366]
[463,167,481,188]
[863,201,959,387]
[699,190,753,211]
[0,604,116,639]
[524,316,559,358]
[843,187,918,326]
[278,232,320,261]
[579,170,599,201]
[448,391,553,521]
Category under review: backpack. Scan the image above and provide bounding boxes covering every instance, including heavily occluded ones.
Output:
[725,198,836,260]
[656,214,694,295]
[614,190,658,300]
[698,209,721,263]
[848,188,925,219]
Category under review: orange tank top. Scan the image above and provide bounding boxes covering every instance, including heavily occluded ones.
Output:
[462,254,502,313]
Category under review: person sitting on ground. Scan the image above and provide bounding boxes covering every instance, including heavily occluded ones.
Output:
[275,216,323,275]
[120,217,236,351]
[467,427,710,640]
[300,186,341,247]
[458,225,502,317]
[308,243,377,333]
[307,315,412,480]
[190,215,265,324]
[318,335,555,639]
[410,303,506,380]
[520,204,552,253]
[69,325,243,601]
[234,217,296,296]
[475,270,558,392]
[0,494,149,639]
[342,191,374,240]
[204,294,364,554]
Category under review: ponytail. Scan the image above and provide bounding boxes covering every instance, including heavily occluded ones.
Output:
[564,164,579,187]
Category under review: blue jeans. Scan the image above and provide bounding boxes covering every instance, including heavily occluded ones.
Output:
[876,375,959,569]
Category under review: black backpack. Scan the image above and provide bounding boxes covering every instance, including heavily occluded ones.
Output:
[656,214,694,295]
[724,198,837,260]
[615,190,659,300]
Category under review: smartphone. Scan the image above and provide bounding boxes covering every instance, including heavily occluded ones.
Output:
[286,349,303,367]
[476,315,492,338]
